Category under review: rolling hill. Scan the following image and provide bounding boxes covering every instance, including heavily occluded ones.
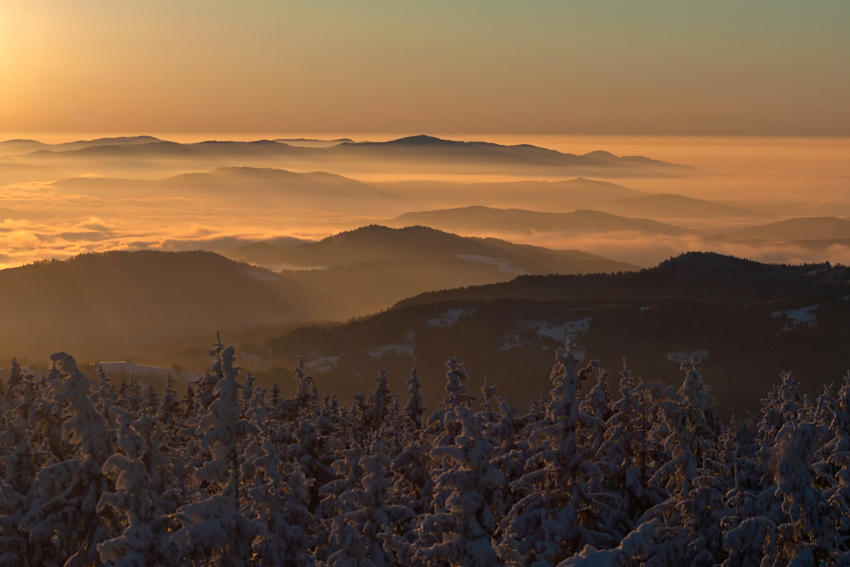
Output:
[8,135,687,177]
[593,193,757,219]
[327,135,686,172]
[0,251,319,353]
[725,217,850,242]
[0,228,634,357]
[51,167,402,212]
[0,136,164,158]
[250,226,637,317]
[374,177,645,210]
[393,251,843,308]
[383,206,694,237]
[226,224,637,273]
[253,252,850,417]
[780,237,850,251]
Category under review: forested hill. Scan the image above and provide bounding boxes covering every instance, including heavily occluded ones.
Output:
[0,250,323,351]
[394,252,850,309]
[0,235,633,357]
[256,252,850,417]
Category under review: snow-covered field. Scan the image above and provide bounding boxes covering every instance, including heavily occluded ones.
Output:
[303,355,342,373]
[534,318,593,341]
[427,307,476,328]
[771,304,818,332]
[366,344,415,358]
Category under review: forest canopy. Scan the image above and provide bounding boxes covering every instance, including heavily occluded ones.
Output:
[1,336,849,566]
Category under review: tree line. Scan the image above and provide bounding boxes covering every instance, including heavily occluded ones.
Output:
[1,334,849,566]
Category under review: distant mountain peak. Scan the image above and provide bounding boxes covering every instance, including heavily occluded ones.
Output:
[383,135,459,146]
[88,135,162,143]
[322,224,445,242]
[654,251,805,275]
[0,138,41,145]
[582,150,618,159]
[660,251,756,267]
[208,166,351,181]
[211,166,300,176]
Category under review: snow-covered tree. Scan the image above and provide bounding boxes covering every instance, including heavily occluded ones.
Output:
[500,341,602,566]
[417,405,505,567]
[97,407,178,567]
[171,336,265,566]
[17,353,112,567]
[11,328,850,566]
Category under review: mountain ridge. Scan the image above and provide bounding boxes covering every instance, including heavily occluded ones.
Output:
[9,135,688,175]
[392,251,847,309]
[0,230,635,356]
[255,251,850,416]
[725,216,850,242]
[384,205,694,237]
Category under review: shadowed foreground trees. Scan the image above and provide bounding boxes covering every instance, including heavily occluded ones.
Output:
[2,337,850,566]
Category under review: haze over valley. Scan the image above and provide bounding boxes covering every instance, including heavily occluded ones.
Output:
[1,130,848,410]
[2,133,849,271]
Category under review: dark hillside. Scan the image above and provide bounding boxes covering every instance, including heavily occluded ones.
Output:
[0,251,318,351]
[395,252,849,308]
[259,253,850,417]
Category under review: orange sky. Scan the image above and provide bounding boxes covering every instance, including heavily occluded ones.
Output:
[1,0,849,136]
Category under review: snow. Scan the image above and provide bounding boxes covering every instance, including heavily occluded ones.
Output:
[455,254,526,275]
[559,519,659,567]
[303,355,341,373]
[366,344,415,359]
[427,307,476,328]
[499,318,593,351]
[771,304,819,332]
[236,267,281,282]
[11,337,850,566]
[535,318,593,341]
[666,349,710,361]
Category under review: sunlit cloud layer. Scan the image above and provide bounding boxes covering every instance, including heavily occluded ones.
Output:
[0,135,848,271]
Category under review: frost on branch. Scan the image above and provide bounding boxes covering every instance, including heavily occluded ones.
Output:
[4,334,850,565]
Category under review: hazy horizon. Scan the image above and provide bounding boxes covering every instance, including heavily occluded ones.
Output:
[1,132,848,269]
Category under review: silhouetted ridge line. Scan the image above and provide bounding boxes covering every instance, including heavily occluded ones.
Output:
[393,251,850,309]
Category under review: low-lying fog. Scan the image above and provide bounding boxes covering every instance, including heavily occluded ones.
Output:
[1,133,849,269]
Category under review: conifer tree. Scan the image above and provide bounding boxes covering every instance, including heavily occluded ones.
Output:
[158,373,181,443]
[0,415,33,567]
[171,336,266,566]
[404,368,426,431]
[500,340,600,566]
[97,407,178,566]
[366,370,393,432]
[417,405,505,567]
[4,357,24,403]
[19,353,112,567]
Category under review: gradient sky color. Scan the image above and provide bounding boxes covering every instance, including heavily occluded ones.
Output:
[1,0,848,136]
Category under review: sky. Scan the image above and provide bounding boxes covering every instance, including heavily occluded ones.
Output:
[1,0,849,136]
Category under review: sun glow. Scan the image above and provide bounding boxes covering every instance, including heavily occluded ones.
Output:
[0,6,15,98]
